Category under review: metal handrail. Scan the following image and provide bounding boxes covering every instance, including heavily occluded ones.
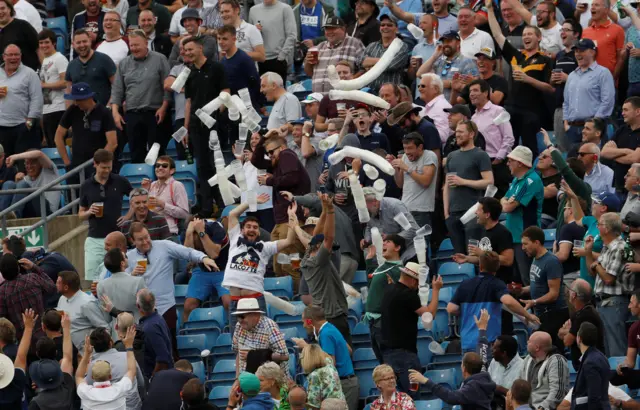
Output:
[0,158,94,249]
[0,185,82,194]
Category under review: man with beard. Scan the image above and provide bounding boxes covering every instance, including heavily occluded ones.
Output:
[71,0,105,54]
[487,0,553,158]
[551,19,581,152]
[386,101,441,164]
[457,48,508,108]
[346,0,380,47]
[442,104,485,162]
[567,117,606,158]
[341,104,390,153]
[370,83,402,154]
[65,29,116,107]
[416,31,478,103]
[503,0,562,55]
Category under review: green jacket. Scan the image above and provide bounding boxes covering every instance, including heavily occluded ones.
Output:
[292,1,335,45]
[551,149,592,237]
[365,258,402,315]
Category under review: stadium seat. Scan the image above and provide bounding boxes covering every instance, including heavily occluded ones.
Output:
[568,361,577,384]
[348,297,364,320]
[355,367,376,399]
[209,386,232,407]
[416,400,444,410]
[44,17,68,52]
[177,334,208,360]
[302,78,312,91]
[433,308,450,339]
[417,337,434,367]
[609,356,628,370]
[211,360,236,381]
[428,286,454,308]
[288,352,297,377]
[513,329,529,357]
[438,262,475,284]
[192,360,206,382]
[268,301,306,339]
[423,368,458,390]
[167,138,178,159]
[119,163,154,186]
[417,315,438,340]
[353,348,378,370]
[543,229,555,249]
[280,327,300,351]
[436,239,454,259]
[42,147,71,169]
[264,276,294,300]
[121,143,132,163]
[352,322,372,350]
[174,160,198,206]
[212,333,235,365]
[352,270,368,290]
[185,306,227,329]
[175,285,189,306]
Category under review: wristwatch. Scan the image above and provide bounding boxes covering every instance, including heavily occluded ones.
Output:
[303,132,311,138]
[198,231,206,238]
[546,143,556,150]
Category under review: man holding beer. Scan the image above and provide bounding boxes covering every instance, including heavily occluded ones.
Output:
[79,149,133,284]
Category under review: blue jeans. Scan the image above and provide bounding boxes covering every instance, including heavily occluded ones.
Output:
[1,180,50,218]
[229,295,267,336]
[597,295,629,357]
[382,348,421,398]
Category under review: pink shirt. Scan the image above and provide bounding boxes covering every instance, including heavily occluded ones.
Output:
[420,94,452,145]
[148,177,190,234]
[471,101,515,160]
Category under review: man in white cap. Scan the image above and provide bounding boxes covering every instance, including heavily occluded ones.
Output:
[231,298,290,378]
[301,92,323,123]
[501,145,544,286]
[380,261,443,397]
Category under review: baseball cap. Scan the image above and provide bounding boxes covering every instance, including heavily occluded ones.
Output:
[29,359,63,390]
[379,14,398,25]
[443,104,472,118]
[507,146,533,168]
[475,47,496,59]
[575,38,597,51]
[309,234,325,247]
[323,16,345,28]
[302,217,319,229]
[239,372,261,397]
[592,191,621,212]
[301,92,323,104]
[290,118,306,125]
[439,30,460,41]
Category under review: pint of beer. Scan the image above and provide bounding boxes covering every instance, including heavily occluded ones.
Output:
[148,195,156,211]
[137,259,148,272]
[95,202,104,218]
[290,253,301,269]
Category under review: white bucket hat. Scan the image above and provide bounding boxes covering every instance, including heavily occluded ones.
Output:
[507,146,533,168]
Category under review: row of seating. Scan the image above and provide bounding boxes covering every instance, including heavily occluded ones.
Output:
[436,230,557,261]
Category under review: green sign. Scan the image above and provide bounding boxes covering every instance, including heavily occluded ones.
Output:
[0,226,45,248]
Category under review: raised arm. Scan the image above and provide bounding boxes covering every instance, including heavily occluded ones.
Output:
[228,202,250,231]
[15,309,37,371]
[7,150,55,171]
[60,312,73,375]
[320,193,335,250]
[76,335,93,386]
[504,0,533,26]
[122,324,137,381]
[187,219,222,259]
[416,45,443,78]
[384,0,418,24]
[486,0,506,48]
[277,202,297,252]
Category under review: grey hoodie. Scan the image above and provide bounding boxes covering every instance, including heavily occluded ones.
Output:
[520,352,570,410]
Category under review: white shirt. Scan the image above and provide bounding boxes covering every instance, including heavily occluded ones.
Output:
[460,28,494,59]
[529,16,563,54]
[563,383,631,410]
[14,0,42,32]
[420,94,452,144]
[488,354,524,390]
[221,224,278,293]
[236,20,263,56]
[40,52,69,114]
[96,38,129,66]
[57,290,110,349]
[77,377,133,410]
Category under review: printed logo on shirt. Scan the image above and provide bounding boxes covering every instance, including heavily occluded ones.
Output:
[229,249,261,273]
[527,177,533,185]
[529,263,541,283]
[301,15,319,26]
[237,31,246,42]
[479,237,493,251]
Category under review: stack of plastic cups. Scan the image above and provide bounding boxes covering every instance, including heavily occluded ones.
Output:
[196,109,216,129]
[238,123,248,142]
[394,212,412,230]
[348,171,370,223]
[235,139,246,157]
[202,97,222,116]
[170,66,191,92]
[373,179,386,200]
[215,158,234,206]
[238,88,252,108]
[319,134,339,151]
[363,164,379,180]
[247,191,258,212]
[418,286,430,306]
[172,127,187,143]
[243,117,261,134]
[418,265,429,287]
[208,130,219,151]
[227,102,240,121]
[328,150,346,165]
[414,236,427,266]
[230,160,248,191]
[371,227,385,265]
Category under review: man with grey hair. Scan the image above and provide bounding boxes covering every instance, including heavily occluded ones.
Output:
[585,213,630,356]
[137,289,174,377]
[578,143,614,195]
[620,164,640,224]
[559,278,605,370]
[120,187,172,244]
[362,188,419,263]
[418,73,452,144]
[321,398,349,410]
[260,71,301,130]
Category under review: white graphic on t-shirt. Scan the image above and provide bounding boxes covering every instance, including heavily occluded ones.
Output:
[229,249,260,274]
[479,237,492,251]
[301,15,319,26]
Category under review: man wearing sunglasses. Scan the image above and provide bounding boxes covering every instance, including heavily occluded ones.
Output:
[55,82,118,172]
[577,143,614,196]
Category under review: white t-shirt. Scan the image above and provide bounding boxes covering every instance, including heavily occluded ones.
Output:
[529,16,563,54]
[14,0,42,32]
[222,224,278,293]
[401,149,438,213]
[96,39,130,66]
[25,166,60,212]
[563,383,630,410]
[77,376,132,410]
[236,20,263,56]
[40,52,68,115]
[460,28,494,59]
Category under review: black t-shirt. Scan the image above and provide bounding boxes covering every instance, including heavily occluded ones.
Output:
[569,305,605,369]
[541,172,561,217]
[60,104,116,167]
[501,41,552,114]
[612,125,640,191]
[0,368,27,410]
[0,19,39,71]
[142,368,196,410]
[415,118,441,154]
[460,74,509,109]
[558,221,585,274]
[53,336,79,372]
[80,173,133,238]
[553,49,577,108]
[477,222,514,283]
[185,58,229,117]
[29,372,75,410]
[380,282,421,353]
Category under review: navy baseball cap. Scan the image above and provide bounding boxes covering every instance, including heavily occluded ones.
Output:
[29,359,63,390]
[439,31,461,41]
[592,191,620,212]
[575,38,597,51]
[309,234,325,246]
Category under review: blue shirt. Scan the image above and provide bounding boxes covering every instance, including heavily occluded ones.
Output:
[504,168,544,243]
[432,53,479,100]
[300,2,323,41]
[221,48,261,107]
[562,62,615,121]
[529,251,567,315]
[357,132,390,153]
[411,40,437,97]
[579,216,602,289]
[451,273,508,351]
[627,27,640,84]
[318,322,354,377]
[140,311,174,377]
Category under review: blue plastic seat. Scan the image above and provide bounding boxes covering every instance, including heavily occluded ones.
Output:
[167,138,178,159]
[301,78,312,91]
[348,297,364,320]
[355,367,376,399]
[45,17,68,52]
[175,284,189,306]
[119,163,154,186]
[543,229,556,249]
[416,400,444,410]
[352,270,368,290]
[264,276,294,300]
[211,359,236,381]
[192,360,206,382]
[437,239,454,259]
[211,333,235,365]
[352,322,372,350]
[438,262,475,284]
[121,143,132,163]
[177,334,208,360]
[185,306,227,329]
[42,147,70,169]
[423,368,458,390]
[174,160,198,205]
[353,348,378,370]
[417,337,434,367]
[209,386,232,407]
[609,356,629,370]
[268,301,305,322]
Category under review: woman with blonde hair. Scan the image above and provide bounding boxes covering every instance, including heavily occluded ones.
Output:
[300,344,345,409]
[256,361,291,410]
[370,364,415,410]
